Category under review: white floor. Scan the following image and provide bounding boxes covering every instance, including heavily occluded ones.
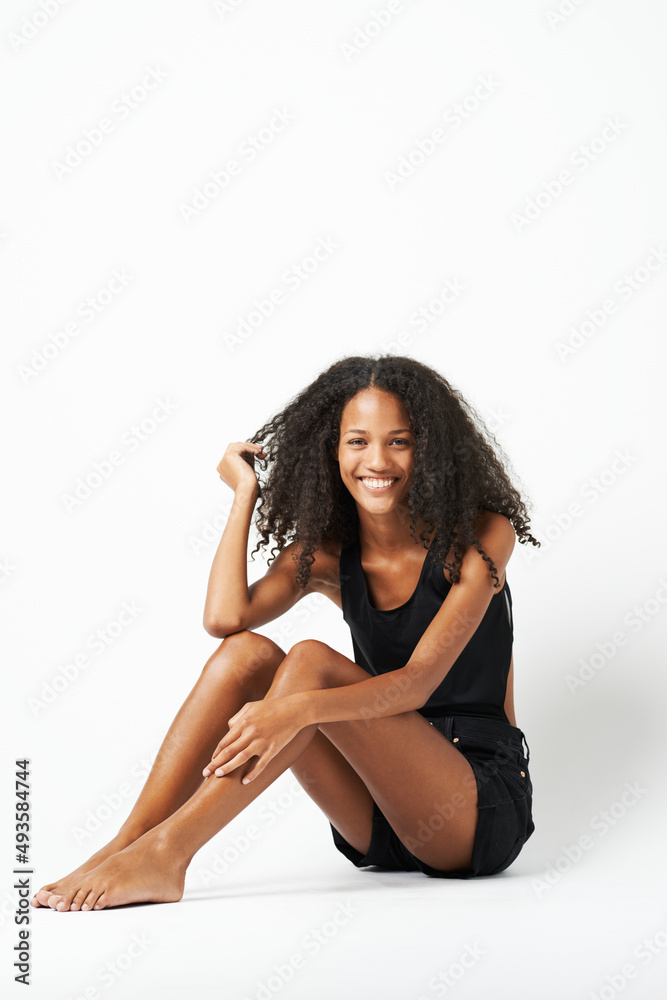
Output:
[9,779,666,1000]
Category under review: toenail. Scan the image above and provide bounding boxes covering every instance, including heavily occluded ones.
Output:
[94,904,101,909]
[82,904,88,909]
[57,902,65,909]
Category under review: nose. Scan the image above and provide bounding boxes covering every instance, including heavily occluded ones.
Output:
[363,444,393,474]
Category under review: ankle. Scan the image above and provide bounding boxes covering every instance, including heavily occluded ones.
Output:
[142,824,192,870]
[115,821,153,844]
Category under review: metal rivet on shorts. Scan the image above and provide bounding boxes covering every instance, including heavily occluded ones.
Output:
[453,737,459,742]
[520,771,525,777]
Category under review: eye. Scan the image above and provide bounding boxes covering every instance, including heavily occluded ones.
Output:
[346,438,411,446]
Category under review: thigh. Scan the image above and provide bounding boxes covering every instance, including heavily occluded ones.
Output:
[288,731,376,857]
[274,640,480,873]
[320,711,479,872]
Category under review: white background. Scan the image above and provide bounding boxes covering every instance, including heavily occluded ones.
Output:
[2,0,667,997]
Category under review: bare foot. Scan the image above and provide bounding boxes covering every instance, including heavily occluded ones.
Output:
[36,831,186,912]
[31,828,145,908]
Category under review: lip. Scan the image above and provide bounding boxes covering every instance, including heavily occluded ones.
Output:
[356,476,399,493]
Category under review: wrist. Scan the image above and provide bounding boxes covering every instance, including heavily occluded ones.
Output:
[234,481,259,503]
[291,691,316,728]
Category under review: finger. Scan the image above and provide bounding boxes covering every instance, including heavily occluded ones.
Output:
[207,733,253,773]
[214,748,258,777]
[226,710,248,730]
[213,733,234,756]
[217,717,243,744]
[202,748,226,776]
[241,749,275,784]
[202,723,246,771]
[202,739,245,776]
[241,761,262,785]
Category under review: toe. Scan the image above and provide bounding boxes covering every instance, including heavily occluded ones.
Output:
[35,888,55,906]
[55,887,80,911]
[80,886,99,911]
[69,889,87,912]
[93,891,108,910]
[46,893,63,910]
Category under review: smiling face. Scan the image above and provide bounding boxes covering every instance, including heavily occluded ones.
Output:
[334,387,416,513]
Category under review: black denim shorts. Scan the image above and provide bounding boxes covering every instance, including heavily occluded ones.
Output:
[329,713,535,879]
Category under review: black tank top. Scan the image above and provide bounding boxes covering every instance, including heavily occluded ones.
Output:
[339,529,514,723]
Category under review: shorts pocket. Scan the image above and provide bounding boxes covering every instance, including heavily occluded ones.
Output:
[452,735,531,801]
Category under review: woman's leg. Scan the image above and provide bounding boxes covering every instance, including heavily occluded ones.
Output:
[32,630,288,907]
[40,699,323,911]
[36,638,478,911]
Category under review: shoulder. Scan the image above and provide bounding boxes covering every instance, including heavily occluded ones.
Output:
[476,509,516,554]
[449,510,515,589]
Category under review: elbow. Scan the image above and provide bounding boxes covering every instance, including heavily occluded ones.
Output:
[409,690,434,714]
[203,614,244,638]
[401,665,435,713]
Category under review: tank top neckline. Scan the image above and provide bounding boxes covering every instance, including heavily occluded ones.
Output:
[350,530,440,614]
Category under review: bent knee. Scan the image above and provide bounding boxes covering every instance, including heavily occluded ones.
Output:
[218,629,285,660]
[204,630,286,690]
[281,639,367,688]
[289,639,334,657]
[270,639,337,689]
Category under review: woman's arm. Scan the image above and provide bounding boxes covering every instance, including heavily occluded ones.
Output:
[203,441,316,637]
[202,479,261,636]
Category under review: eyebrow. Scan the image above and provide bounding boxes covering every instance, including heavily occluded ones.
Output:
[344,428,412,434]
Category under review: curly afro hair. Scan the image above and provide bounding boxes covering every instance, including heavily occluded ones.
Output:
[245,354,540,591]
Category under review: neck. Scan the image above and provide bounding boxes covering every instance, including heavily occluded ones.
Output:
[355,511,434,554]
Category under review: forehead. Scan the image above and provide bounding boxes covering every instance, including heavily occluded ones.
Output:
[340,388,409,426]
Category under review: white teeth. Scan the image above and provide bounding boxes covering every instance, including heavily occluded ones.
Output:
[360,477,395,488]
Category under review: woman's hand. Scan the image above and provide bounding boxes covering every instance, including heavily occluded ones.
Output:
[203,695,306,784]
[217,441,266,494]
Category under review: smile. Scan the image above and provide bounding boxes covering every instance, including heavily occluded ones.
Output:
[357,476,398,492]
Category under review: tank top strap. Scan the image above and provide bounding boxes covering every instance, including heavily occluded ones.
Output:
[338,535,364,622]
